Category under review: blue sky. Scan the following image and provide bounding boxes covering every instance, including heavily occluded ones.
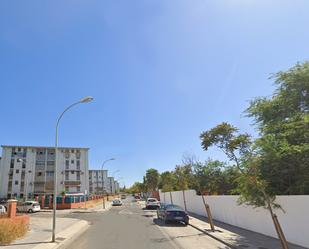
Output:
[1,1,309,187]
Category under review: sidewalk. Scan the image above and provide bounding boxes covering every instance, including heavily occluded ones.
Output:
[0,201,112,249]
[188,212,307,249]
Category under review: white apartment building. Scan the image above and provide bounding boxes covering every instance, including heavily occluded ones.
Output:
[88,169,108,194]
[0,145,89,199]
[107,177,115,194]
[114,181,120,193]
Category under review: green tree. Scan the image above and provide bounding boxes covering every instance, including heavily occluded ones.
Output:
[194,159,239,195]
[200,122,289,249]
[145,168,160,192]
[173,165,194,191]
[247,62,309,195]
[158,171,176,192]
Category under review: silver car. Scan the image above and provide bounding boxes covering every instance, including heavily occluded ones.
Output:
[17,201,41,213]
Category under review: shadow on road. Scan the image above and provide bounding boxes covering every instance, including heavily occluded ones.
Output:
[152,218,187,227]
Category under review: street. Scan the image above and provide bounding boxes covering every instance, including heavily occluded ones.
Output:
[66,198,229,249]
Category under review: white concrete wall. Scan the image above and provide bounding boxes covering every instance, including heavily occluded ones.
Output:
[159,190,309,248]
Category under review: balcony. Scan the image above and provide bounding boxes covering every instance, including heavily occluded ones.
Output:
[63,181,81,186]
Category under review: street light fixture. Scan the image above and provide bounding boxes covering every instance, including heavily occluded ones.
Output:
[52,96,93,242]
[101,158,116,208]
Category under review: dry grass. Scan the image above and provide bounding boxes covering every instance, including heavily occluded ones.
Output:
[0,218,28,245]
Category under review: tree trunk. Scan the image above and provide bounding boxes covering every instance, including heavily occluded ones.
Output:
[201,194,215,232]
[264,192,289,249]
[182,190,187,211]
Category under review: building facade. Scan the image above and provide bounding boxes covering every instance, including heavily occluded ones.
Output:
[88,169,108,194]
[107,177,115,194]
[0,145,89,199]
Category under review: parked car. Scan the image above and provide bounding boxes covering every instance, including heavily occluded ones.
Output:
[0,200,8,212]
[16,201,41,213]
[146,198,160,209]
[0,205,6,214]
[157,204,189,226]
[112,198,122,206]
[121,194,126,199]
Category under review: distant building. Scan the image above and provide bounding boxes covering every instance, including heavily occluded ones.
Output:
[107,177,115,194]
[0,145,89,199]
[88,169,108,194]
[114,181,120,193]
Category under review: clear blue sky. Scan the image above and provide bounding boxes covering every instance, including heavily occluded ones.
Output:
[1,1,309,187]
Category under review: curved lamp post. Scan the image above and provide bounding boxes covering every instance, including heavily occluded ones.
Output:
[52,96,93,242]
[101,158,115,208]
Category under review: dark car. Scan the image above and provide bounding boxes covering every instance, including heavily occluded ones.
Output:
[157,204,189,226]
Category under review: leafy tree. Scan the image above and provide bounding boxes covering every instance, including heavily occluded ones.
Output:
[247,62,309,195]
[200,122,289,249]
[173,165,194,191]
[145,168,160,192]
[194,159,239,195]
[158,171,176,192]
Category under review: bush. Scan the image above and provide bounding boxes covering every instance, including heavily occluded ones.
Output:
[0,218,28,245]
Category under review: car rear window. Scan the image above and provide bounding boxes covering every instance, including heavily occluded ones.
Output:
[148,199,157,202]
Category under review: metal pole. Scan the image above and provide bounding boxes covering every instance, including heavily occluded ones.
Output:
[52,97,93,242]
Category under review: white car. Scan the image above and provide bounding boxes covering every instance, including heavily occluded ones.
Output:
[146,198,160,209]
[17,201,41,213]
[112,199,122,206]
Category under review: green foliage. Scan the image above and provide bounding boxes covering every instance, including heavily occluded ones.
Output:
[200,122,278,209]
[200,123,251,171]
[247,62,309,195]
[173,164,194,191]
[145,168,160,192]
[159,171,176,192]
[193,159,240,195]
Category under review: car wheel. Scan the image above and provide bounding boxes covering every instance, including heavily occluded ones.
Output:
[28,209,33,213]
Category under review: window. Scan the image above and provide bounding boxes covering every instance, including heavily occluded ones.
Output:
[76,150,81,159]
[71,149,74,153]
[65,186,69,192]
[77,186,80,192]
[65,150,70,158]
[76,160,80,167]
[77,172,80,180]
[47,161,55,166]
[65,172,69,180]
[22,162,26,168]
[36,161,45,166]
[15,181,18,185]
[18,148,21,152]
[65,160,69,169]
[46,171,54,177]
[37,172,42,176]
[71,160,74,164]
[10,159,14,169]
[16,169,19,174]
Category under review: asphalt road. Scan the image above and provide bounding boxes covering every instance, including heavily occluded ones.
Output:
[66,198,229,249]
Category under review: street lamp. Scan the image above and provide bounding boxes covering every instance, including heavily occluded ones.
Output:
[52,96,93,242]
[17,158,32,201]
[101,158,115,208]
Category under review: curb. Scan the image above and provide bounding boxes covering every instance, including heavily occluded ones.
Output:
[188,221,235,249]
[32,220,89,249]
